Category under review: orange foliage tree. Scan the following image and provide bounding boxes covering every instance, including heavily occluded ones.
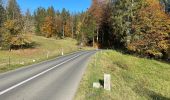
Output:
[128,0,170,58]
[41,16,56,38]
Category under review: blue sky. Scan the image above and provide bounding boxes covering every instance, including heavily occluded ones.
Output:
[17,0,92,14]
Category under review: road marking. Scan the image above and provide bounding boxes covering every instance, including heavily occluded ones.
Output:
[0,53,85,96]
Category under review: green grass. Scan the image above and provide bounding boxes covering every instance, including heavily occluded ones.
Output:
[0,35,80,73]
[75,50,170,100]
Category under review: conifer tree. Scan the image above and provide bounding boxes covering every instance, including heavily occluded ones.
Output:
[0,0,5,26]
[34,7,47,35]
[7,0,21,20]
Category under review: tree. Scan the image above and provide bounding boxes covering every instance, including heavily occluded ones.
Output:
[89,0,103,26]
[0,0,6,47]
[89,0,104,46]
[41,6,56,38]
[98,1,113,48]
[0,0,5,26]
[64,17,72,37]
[47,6,55,18]
[111,0,134,48]
[1,19,30,49]
[34,7,47,35]
[61,8,70,38]
[1,0,32,49]
[55,15,63,37]
[23,9,35,34]
[127,0,170,58]
[41,16,56,38]
[72,15,79,39]
[7,0,21,20]
[81,13,96,46]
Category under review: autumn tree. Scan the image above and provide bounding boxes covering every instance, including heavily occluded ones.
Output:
[55,14,63,37]
[89,0,103,27]
[127,0,170,58]
[1,0,32,49]
[41,6,56,38]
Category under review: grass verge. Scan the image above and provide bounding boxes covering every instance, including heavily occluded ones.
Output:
[75,50,170,100]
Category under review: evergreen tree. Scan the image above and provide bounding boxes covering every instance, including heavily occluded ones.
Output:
[111,0,135,47]
[0,0,5,26]
[7,0,21,20]
[61,8,70,38]
[47,6,55,18]
[0,0,6,47]
[34,7,47,35]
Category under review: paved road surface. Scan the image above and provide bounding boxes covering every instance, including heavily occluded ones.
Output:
[0,50,96,100]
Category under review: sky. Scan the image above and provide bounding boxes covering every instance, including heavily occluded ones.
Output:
[16,0,92,14]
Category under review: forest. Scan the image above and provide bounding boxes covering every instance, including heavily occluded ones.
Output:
[0,0,170,60]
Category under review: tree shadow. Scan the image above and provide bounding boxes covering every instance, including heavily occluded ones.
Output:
[133,85,170,100]
[10,42,40,50]
[149,91,170,100]
[102,48,170,64]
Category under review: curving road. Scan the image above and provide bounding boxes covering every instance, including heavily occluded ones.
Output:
[0,50,96,100]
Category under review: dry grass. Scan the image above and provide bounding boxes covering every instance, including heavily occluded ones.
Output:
[0,35,80,73]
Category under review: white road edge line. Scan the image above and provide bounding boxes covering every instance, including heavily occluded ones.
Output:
[0,53,84,96]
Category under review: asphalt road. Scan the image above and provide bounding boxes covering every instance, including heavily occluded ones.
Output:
[0,50,96,100]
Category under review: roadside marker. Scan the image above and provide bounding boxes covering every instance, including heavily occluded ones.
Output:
[104,74,111,91]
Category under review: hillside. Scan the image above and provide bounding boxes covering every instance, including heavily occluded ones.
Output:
[0,35,79,73]
[75,50,170,100]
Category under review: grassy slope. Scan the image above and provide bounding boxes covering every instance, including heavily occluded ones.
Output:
[0,35,79,73]
[75,50,170,100]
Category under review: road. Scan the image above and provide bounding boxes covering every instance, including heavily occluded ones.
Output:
[0,50,96,100]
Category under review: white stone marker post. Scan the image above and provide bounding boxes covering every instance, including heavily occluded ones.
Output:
[61,48,64,56]
[104,74,111,91]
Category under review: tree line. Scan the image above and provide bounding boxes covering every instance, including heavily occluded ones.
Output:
[0,0,97,49]
[33,6,99,46]
[0,0,169,60]
[88,0,170,60]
